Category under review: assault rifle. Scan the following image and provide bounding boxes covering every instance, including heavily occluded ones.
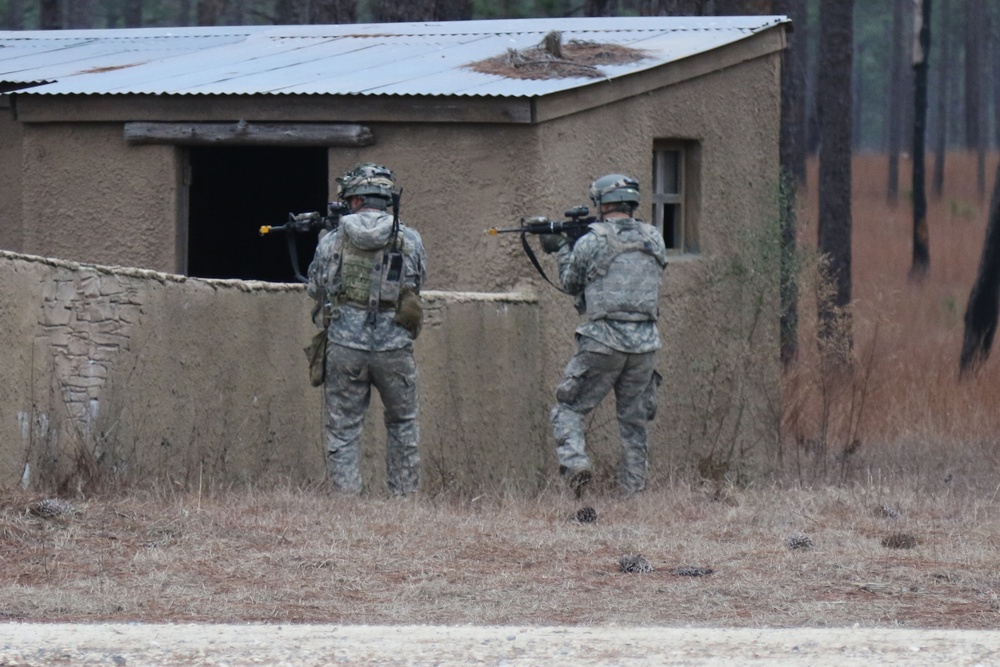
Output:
[487,205,596,245]
[259,201,350,282]
[487,205,598,293]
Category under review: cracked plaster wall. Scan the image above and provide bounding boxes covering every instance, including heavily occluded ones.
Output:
[0,250,546,494]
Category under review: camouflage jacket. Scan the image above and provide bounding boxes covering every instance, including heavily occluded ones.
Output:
[555,217,668,354]
[307,210,427,352]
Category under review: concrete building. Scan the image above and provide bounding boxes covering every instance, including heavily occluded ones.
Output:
[0,16,788,494]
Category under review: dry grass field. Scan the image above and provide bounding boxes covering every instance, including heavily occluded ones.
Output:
[3,153,1000,630]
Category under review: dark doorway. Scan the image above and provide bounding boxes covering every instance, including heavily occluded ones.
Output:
[187,146,328,282]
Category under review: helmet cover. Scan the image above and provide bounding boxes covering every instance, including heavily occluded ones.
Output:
[589,173,640,208]
[337,163,396,201]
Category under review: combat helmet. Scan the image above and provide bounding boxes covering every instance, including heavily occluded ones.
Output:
[336,162,396,201]
[589,173,640,208]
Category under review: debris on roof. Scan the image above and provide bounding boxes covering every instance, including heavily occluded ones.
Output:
[468,30,648,80]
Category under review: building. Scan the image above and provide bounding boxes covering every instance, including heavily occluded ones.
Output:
[0,16,788,493]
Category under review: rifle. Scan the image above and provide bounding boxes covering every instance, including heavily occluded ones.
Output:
[259,201,350,282]
[487,206,597,292]
[487,205,596,244]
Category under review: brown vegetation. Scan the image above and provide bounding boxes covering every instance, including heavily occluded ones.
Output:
[468,31,648,80]
[4,153,1000,628]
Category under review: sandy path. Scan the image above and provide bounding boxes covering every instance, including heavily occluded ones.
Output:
[2,624,999,665]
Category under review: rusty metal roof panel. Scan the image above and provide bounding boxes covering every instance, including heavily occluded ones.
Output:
[0,16,788,97]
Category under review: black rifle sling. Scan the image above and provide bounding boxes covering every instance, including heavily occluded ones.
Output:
[285,228,308,283]
[520,232,570,295]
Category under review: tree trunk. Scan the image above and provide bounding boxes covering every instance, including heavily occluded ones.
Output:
[39,0,62,29]
[805,10,821,157]
[434,0,473,20]
[911,0,931,281]
[585,0,617,15]
[931,0,950,198]
[374,0,435,21]
[817,0,854,353]
[276,0,309,23]
[124,0,143,27]
[66,0,92,28]
[311,0,358,23]
[637,0,713,15]
[995,21,1000,150]
[718,0,773,12]
[965,0,985,197]
[960,161,1000,375]
[852,41,864,150]
[4,0,25,29]
[789,0,808,185]
[775,0,806,364]
[886,0,906,205]
[177,0,191,25]
[197,0,226,26]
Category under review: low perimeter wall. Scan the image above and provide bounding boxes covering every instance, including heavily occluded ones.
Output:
[0,250,546,495]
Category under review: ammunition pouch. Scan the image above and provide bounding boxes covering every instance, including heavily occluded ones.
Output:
[394,287,423,339]
[304,327,328,387]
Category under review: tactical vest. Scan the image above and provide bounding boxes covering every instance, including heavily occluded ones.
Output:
[583,221,665,322]
[338,237,404,311]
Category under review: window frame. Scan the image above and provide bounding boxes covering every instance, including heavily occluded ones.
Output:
[651,141,699,255]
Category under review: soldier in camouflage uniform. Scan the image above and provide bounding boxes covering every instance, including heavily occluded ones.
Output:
[540,174,668,497]
[306,163,427,496]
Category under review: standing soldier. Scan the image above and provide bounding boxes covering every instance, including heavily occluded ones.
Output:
[307,163,427,496]
[540,174,668,497]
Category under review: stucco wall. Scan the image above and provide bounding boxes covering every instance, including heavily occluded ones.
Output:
[0,250,546,494]
[19,122,181,272]
[0,101,22,250]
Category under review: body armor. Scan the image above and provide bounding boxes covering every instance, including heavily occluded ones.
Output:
[338,238,404,311]
[583,221,665,322]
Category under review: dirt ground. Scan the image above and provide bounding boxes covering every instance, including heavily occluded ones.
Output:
[4,484,1000,665]
[3,623,1000,665]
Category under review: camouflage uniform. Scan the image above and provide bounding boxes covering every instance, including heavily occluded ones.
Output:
[551,217,668,495]
[307,210,427,495]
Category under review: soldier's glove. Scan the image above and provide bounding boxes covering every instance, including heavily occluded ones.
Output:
[540,233,568,254]
[394,287,423,339]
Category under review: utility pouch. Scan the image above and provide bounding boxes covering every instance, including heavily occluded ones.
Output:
[304,327,328,387]
[394,287,423,339]
[378,251,404,305]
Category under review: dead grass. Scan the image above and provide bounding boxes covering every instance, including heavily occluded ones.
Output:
[784,151,1000,478]
[3,480,1000,628]
[6,153,1000,628]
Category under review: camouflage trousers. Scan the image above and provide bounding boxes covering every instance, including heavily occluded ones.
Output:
[323,342,420,496]
[550,337,660,495]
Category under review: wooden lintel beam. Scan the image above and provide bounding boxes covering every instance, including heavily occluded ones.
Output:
[124,121,375,146]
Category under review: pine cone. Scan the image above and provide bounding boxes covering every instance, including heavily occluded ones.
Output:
[28,498,75,518]
[875,504,901,519]
[881,532,918,549]
[619,554,653,573]
[575,506,598,524]
[786,532,814,550]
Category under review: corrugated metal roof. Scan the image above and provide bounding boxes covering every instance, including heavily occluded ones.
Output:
[0,16,788,98]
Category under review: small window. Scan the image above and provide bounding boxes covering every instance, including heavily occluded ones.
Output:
[651,142,698,254]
